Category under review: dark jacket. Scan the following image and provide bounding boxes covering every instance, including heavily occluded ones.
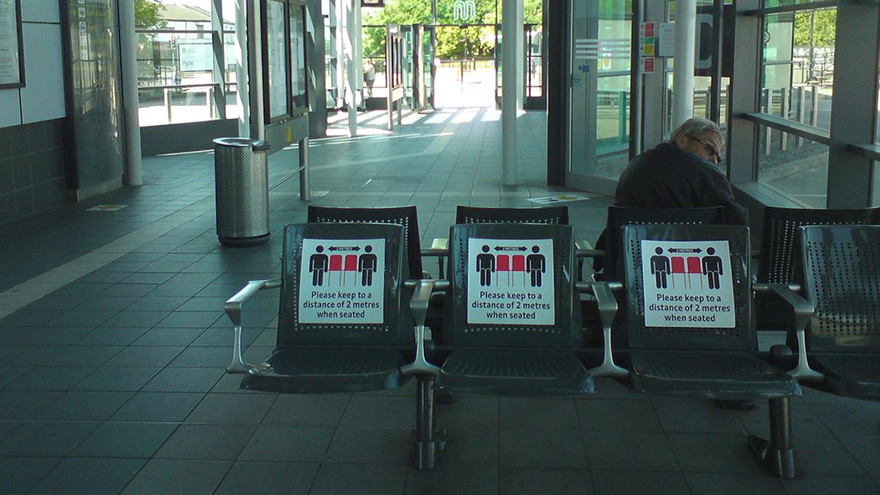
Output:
[593,143,748,273]
[613,142,748,225]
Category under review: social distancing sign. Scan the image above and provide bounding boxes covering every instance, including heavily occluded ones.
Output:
[298,238,385,324]
[640,240,735,328]
[466,238,555,325]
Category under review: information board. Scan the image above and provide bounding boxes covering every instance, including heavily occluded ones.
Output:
[298,239,386,324]
[640,240,735,328]
[0,0,23,88]
[466,238,555,325]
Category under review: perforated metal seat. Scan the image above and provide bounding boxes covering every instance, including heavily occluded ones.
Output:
[596,205,724,282]
[629,352,800,399]
[225,223,415,395]
[793,225,880,401]
[455,205,570,225]
[612,224,802,478]
[757,206,880,285]
[440,349,593,395]
[308,205,425,278]
[433,223,596,396]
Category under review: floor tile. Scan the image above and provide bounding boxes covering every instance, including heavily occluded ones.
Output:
[184,392,276,424]
[402,464,498,495]
[0,456,61,495]
[238,425,335,462]
[0,421,100,456]
[498,467,593,495]
[121,459,231,495]
[142,367,224,393]
[499,428,588,469]
[590,470,691,495]
[111,392,205,422]
[38,390,133,421]
[29,457,147,495]
[73,421,177,458]
[261,394,350,425]
[213,461,319,495]
[74,366,161,391]
[155,424,256,460]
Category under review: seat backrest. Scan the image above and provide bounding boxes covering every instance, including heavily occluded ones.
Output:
[621,224,754,351]
[800,225,880,353]
[455,205,570,225]
[445,223,581,348]
[757,206,880,284]
[278,222,412,347]
[308,205,423,279]
[603,206,724,282]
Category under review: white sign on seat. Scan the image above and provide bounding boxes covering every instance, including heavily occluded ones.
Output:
[640,240,735,328]
[298,238,386,324]
[466,238,555,325]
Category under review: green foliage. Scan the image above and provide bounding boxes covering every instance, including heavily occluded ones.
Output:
[363,0,542,60]
[793,10,835,48]
[135,0,167,30]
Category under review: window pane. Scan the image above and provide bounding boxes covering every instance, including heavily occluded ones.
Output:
[757,126,828,207]
[762,10,835,131]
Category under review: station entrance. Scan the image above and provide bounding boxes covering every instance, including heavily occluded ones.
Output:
[361,23,544,111]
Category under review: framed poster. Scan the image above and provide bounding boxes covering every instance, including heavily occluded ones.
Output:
[289,2,308,114]
[264,0,290,122]
[0,0,24,89]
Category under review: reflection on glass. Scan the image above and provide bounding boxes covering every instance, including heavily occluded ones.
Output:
[757,126,828,208]
[762,10,835,131]
[266,0,289,120]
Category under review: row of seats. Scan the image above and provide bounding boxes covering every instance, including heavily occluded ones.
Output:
[222,204,880,478]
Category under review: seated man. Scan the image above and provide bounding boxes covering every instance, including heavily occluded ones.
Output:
[593,117,747,272]
[592,118,754,410]
[615,117,747,225]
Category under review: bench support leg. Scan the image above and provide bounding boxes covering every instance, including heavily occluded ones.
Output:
[747,397,801,479]
[411,377,446,470]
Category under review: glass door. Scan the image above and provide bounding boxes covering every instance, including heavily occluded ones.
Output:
[566,0,633,194]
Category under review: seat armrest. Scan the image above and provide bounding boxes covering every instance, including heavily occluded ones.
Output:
[753,283,824,382]
[576,239,604,259]
[225,278,282,374]
[577,281,628,378]
[401,279,448,377]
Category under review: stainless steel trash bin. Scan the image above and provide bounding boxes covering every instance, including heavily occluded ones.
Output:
[213,137,271,246]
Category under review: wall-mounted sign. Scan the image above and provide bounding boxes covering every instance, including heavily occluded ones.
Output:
[466,238,555,325]
[178,41,213,72]
[0,0,24,88]
[640,240,735,328]
[453,0,476,22]
[298,238,386,324]
[361,0,384,7]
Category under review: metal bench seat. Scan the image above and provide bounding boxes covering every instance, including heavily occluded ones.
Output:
[242,346,408,393]
[629,351,801,399]
[439,348,594,396]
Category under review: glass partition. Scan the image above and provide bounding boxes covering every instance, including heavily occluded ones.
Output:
[757,126,828,207]
[762,10,835,131]
[566,0,633,189]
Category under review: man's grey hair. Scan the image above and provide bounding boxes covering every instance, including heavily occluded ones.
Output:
[668,118,721,144]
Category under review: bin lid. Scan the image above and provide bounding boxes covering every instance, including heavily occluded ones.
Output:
[213,137,269,149]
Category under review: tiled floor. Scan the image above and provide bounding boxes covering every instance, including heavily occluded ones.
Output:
[0,108,879,494]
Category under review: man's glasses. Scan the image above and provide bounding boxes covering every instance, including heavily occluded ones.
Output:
[691,137,722,164]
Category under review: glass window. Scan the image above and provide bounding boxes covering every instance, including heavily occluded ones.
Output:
[762,10,835,131]
[757,126,828,207]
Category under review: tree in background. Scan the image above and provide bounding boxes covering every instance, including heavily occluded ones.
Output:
[135,0,167,30]
[793,9,835,82]
[363,0,542,60]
